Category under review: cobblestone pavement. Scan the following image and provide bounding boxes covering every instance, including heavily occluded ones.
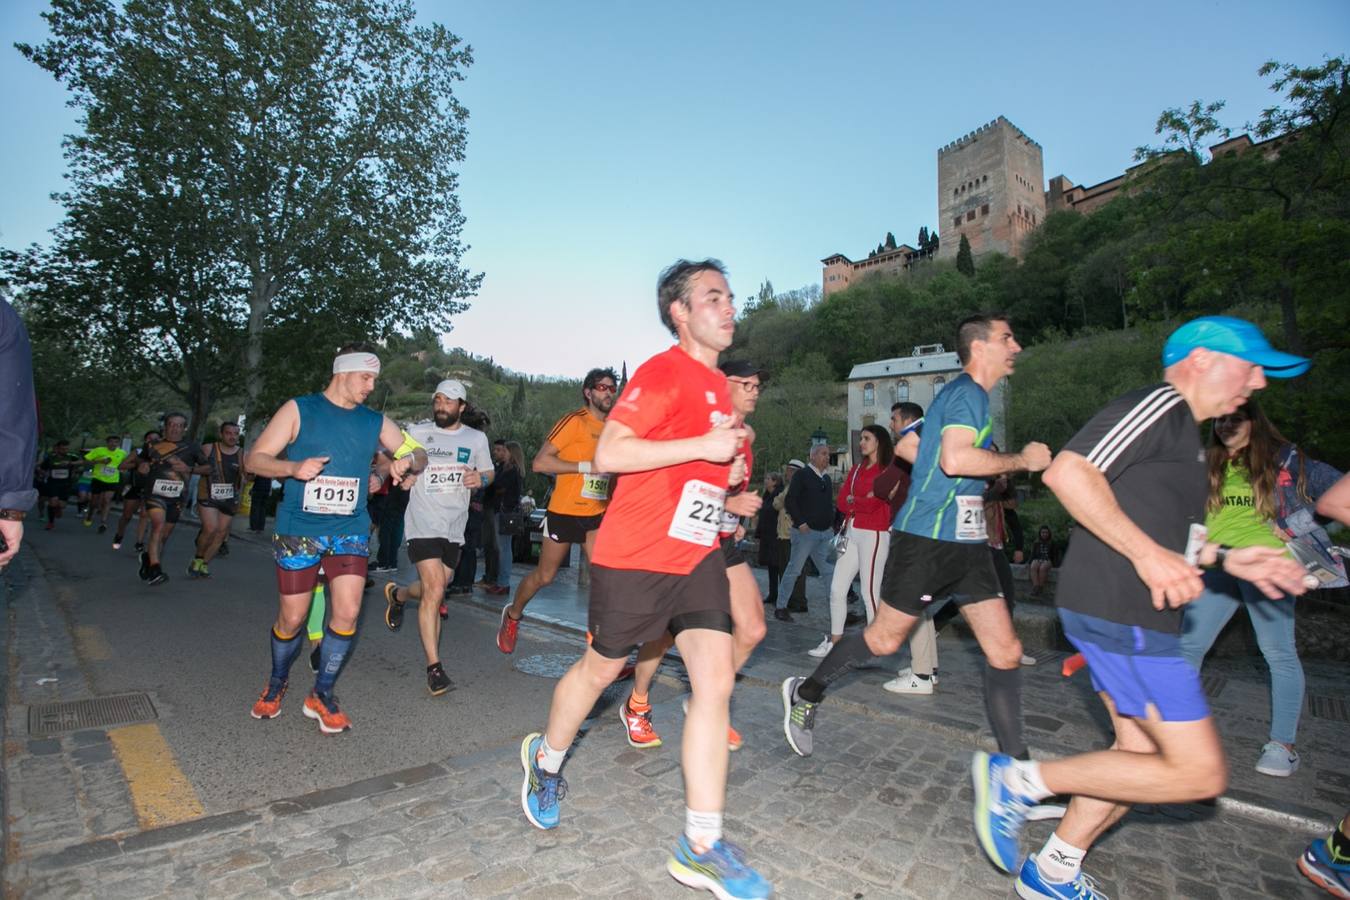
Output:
[3,530,1345,898]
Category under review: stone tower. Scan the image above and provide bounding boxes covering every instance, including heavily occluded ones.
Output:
[937,116,1045,261]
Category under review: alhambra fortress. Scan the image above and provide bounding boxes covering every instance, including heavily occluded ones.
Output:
[821,115,1277,296]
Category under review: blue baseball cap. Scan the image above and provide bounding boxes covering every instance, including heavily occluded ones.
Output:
[1161,316,1310,378]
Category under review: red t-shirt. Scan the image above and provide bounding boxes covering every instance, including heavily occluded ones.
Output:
[836,462,891,531]
[591,346,736,574]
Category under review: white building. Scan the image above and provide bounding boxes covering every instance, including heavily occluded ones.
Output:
[846,344,1008,454]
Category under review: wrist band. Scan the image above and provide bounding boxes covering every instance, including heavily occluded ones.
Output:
[578,461,591,474]
[1215,545,1232,566]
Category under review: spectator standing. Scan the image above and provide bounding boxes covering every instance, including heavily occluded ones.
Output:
[485,439,524,596]
[0,298,38,569]
[774,444,835,622]
[755,472,784,606]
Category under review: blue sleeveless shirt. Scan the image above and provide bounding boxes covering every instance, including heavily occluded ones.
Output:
[275,393,384,537]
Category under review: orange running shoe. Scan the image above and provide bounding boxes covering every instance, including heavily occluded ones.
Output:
[303,693,352,734]
[250,681,287,719]
[728,722,743,752]
[620,700,663,748]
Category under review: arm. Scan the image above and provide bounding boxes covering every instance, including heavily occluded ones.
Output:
[243,401,318,480]
[592,417,746,474]
[895,430,920,465]
[377,417,425,481]
[1315,473,1350,525]
[783,472,807,531]
[939,427,1050,478]
[1043,449,1203,610]
[532,440,586,476]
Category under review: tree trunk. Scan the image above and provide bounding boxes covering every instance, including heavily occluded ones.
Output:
[242,270,276,428]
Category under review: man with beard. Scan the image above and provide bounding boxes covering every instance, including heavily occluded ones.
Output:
[140,414,209,586]
[188,421,245,578]
[494,367,619,654]
[382,380,494,696]
[245,343,425,734]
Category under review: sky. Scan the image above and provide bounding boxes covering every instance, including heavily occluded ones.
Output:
[2,1,1346,379]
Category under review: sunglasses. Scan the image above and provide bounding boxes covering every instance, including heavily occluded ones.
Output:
[589,383,617,394]
[728,379,762,393]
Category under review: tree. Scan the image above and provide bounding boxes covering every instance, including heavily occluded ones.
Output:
[885,232,897,251]
[917,226,930,251]
[9,0,481,434]
[955,234,975,276]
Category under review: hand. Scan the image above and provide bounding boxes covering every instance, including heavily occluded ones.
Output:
[1133,545,1204,610]
[398,474,418,490]
[728,454,746,486]
[292,456,328,481]
[168,456,189,474]
[389,455,414,481]
[137,462,150,475]
[368,473,383,494]
[735,524,746,541]
[798,523,810,534]
[1017,442,1052,473]
[725,491,762,517]
[1012,550,1025,564]
[1222,545,1316,598]
[702,418,748,463]
[463,469,483,490]
[0,520,22,567]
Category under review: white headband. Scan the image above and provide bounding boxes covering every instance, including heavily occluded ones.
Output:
[333,352,381,375]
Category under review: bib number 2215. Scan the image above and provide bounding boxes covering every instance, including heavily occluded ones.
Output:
[668,480,726,547]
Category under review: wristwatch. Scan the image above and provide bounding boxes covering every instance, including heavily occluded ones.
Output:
[0,509,26,521]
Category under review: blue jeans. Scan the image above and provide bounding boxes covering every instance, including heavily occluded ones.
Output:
[1180,567,1303,744]
[777,527,835,610]
[495,529,514,588]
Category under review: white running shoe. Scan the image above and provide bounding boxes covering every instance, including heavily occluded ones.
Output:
[882,669,934,695]
[807,636,834,658]
[1021,653,1038,666]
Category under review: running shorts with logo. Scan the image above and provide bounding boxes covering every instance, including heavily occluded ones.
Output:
[543,511,604,545]
[880,531,1003,614]
[543,407,610,518]
[1059,608,1208,721]
[587,346,737,656]
[272,534,370,594]
[407,538,462,568]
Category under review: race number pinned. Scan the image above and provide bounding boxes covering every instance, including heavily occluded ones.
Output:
[302,475,359,515]
[668,480,726,546]
[97,464,118,479]
[580,473,611,500]
[152,479,184,499]
[955,495,986,541]
[49,469,69,480]
[424,463,467,495]
[210,483,235,501]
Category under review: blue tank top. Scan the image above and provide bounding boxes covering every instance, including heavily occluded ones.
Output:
[895,373,994,543]
[275,393,384,537]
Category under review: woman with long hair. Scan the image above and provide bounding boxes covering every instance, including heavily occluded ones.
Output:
[809,424,895,657]
[756,471,785,606]
[1180,398,1343,777]
[486,440,526,596]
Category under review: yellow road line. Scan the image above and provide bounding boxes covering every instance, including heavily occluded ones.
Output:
[107,723,205,828]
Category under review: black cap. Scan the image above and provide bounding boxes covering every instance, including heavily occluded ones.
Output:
[719,360,767,380]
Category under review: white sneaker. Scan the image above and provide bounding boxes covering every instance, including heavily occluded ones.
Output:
[1255,741,1299,777]
[807,636,834,658]
[882,669,934,695]
[1021,653,1038,666]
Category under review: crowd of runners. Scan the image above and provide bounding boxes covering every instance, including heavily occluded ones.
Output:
[22,259,1350,900]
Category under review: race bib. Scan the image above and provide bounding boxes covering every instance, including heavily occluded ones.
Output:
[97,464,118,479]
[302,475,359,515]
[152,478,184,499]
[955,495,986,541]
[668,480,726,546]
[210,483,235,501]
[719,508,740,536]
[50,468,69,480]
[580,473,611,500]
[424,463,468,495]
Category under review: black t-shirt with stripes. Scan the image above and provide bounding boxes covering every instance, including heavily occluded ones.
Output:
[1055,383,1207,634]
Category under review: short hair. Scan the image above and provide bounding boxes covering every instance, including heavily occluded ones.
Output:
[142,430,158,441]
[955,314,1010,364]
[105,434,119,442]
[582,367,619,401]
[336,341,377,355]
[163,411,188,426]
[891,401,924,421]
[219,421,240,433]
[657,259,728,337]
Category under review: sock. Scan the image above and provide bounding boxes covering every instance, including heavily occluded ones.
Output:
[306,585,327,641]
[984,664,1027,759]
[628,690,651,713]
[47,506,56,525]
[1329,816,1350,863]
[313,625,355,696]
[796,632,877,704]
[1037,832,1086,883]
[536,736,567,774]
[1004,759,1053,802]
[685,808,723,851]
[915,672,932,681]
[269,627,303,687]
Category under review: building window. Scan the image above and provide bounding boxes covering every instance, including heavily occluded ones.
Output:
[966,210,975,222]
[933,376,946,395]
[981,203,990,216]
[897,380,910,402]
[863,383,875,406]
[954,216,961,228]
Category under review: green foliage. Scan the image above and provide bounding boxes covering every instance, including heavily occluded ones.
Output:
[955,234,975,276]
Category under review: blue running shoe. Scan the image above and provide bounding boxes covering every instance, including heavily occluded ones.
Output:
[667,834,772,899]
[972,751,1033,873]
[1299,834,1350,899]
[519,732,566,830]
[1015,854,1109,899]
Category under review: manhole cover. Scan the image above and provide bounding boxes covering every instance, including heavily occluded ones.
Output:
[28,693,158,736]
[1308,693,1349,723]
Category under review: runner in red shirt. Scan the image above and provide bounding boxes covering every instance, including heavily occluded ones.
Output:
[518,260,771,900]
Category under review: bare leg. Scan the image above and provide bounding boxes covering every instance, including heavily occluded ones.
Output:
[674,626,735,845]
[412,559,453,666]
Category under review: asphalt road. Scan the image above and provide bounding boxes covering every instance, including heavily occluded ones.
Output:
[27,517,579,816]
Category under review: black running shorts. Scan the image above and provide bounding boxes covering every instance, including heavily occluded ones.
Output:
[879,531,1003,615]
[588,548,731,659]
[542,511,604,545]
[719,534,746,568]
[407,538,462,569]
[145,497,184,524]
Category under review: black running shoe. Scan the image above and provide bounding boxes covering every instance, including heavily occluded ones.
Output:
[383,582,404,631]
[134,542,145,553]
[148,568,169,586]
[427,663,453,696]
[217,542,229,557]
[138,551,151,581]
[97,524,107,534]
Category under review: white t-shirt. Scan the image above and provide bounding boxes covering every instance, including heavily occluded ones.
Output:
[402,422,494,543]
